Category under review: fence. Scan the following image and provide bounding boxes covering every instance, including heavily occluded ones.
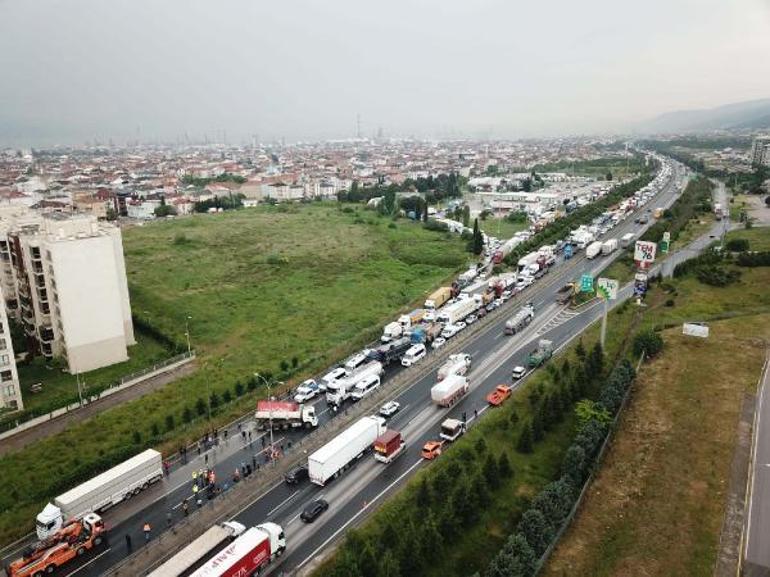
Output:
[0,351,196,438]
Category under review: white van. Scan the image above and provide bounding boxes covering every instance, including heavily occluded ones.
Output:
[321,367,347,389]
[350,375,381,401]
[401,344,427,367]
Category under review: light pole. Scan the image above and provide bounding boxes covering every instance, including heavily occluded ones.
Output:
[184,315,192,355]
[254,372,284,458]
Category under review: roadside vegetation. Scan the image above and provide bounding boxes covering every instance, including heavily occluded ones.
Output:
[0,203,468,545]
[531,156,647,179]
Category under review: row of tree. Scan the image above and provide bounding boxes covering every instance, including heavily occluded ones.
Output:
[640,176,712,245]
[180,172,247,187]
[193,193,245,213]
[337,172,464,205]
[482,359,637,577]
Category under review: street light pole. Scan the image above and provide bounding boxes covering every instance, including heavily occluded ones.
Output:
[184,315,192,355]
[254,373,284,459]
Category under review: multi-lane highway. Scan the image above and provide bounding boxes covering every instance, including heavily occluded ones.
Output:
[1,159,688,577]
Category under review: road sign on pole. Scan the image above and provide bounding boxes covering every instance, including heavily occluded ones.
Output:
[660,231,671,254]
[580,274,594,293]
[597,277,619,301]
[634,240,657,264]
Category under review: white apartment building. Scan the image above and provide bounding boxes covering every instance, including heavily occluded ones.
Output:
[0,209,135,375]
[0,287,22,411]
[750,136,770,167]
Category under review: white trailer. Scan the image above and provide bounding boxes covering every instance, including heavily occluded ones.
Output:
[255,401,318,430]
[586,241,603,260]
[437,298,478,325]
[620,232,635,248]
[148,521,246,577]
[36,449,163,540]
[325,361,384,405]
[517,251,540,272]
[431,374,469,407]
[188,523,286,577]
[437,353,472,381]
[381,321,403,343]
[602,238,618,255]
[308,416,387,486]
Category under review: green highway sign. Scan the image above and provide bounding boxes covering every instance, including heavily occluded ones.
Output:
[580,274,594,293]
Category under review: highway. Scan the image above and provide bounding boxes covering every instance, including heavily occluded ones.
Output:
[1,158,688,577]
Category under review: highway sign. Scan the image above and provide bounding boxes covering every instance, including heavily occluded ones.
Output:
[597,277,619,300]
[580,274,594,293]
[633,271,648,295]
[661,231,671,254]
[634,240,657,263]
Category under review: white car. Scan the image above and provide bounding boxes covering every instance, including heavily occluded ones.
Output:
[345,350,371,372]
[465,314,478,325]
[501,290,512,301]
[294,379,321,403]
[441,324,461,339]
[512,366,527,380]
[321,367,347,389]
[379,401,401,417]
[432,337,447,350]
[423,310,436,322]
[455,321,467,331]
[401,343,427,367]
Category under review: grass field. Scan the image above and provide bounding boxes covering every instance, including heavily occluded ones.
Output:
[0,203,470,545]
[482,217,529,240]
[542,266,770,577]
[726,227,770,252]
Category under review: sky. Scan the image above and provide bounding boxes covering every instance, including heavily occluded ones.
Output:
[1,0,769,146]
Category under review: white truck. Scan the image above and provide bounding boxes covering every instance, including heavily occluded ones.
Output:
[431,374,469,407]
[586,241,604,260]
[36,449,163,540]
[504,303,535,335]
[620,232,635,248]
[148,520,246,577]
[602,238,618,255]
[307,416,387,485]
[381,321,403,343]
[326,361,384,405]
[517,251,540,272]
[424,287,453,310]
[437,298,478,325]
[255,401,318,430]
[437,353,472,381]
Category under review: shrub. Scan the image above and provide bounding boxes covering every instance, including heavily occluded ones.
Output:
[633,329,664,358]
[165,414,175,432]
[725,238,750,252]
[696,265,740,287]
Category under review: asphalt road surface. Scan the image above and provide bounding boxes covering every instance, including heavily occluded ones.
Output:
[0,159,688,577]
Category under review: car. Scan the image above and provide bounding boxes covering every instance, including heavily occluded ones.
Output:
[465,314,478,325]
[321,367,347,388]
[485,302,496,313]
[421,440,443,460]
[401,343,427,367]
[501,290,512,301]
[284,465,309,485]
[441,324,461,339]
[300,499,329,523]
[455,321,467,331]
[423,309,436,322]
[379,400,401,417]
[432,337,447,350]
[477,307,488,318]
[512,366,527,380]
[294,380,320,403]
[344,350,372,372]
[494,298,504,308]
[633,216,641,224]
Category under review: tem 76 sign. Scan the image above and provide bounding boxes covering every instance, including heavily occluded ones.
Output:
[634,240,657,263]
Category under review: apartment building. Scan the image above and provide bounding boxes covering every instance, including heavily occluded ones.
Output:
[750,136,770,167]
[0,288,22,411]
[0,209,135,374]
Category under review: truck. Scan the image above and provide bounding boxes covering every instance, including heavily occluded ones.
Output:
[8,514,106,577]
[255,401,318,430]
[307,416,387,485]
[373,430,406,464]
[527,339,553,368]
[437,298,478,325]
[517,251,540,272]
[714,203,724,220]
[486,384,512,406]
[325,361,384,405]
[437,353,472,381]
[147,520,246,577]
[381,321,403,343]
[368,337,411,365]
[35,449,162,540]
[504,303,535,335]
[430,374,469,407]
[439,418,465,442]
[187,523,286,577]
[653,207,664,219]
[602,238,618,255]
[409,323,443,345]
[556,282,575,305]
[620,232,635,248]
[398,309,426,327]
[585,241,603,260]
[424,286,453,310]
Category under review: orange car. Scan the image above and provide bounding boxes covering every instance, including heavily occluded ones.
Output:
[486,384,512,406]
[421,440,443,460]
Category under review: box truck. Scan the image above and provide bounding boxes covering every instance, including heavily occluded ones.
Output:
[187,523,286,577]
[255,401,318,430]
[602,238,618,255]
[373,430,406,464]
[620,232,635,248]
[148,520,246,577]
[35,449,162,540]
[437,298,478,325]
[381,321,403,343]
[326,361,384,405]
[585,241,603,260]
[437,353,472,381]
[431,374,469,407]
[517,251,540,272]
[424,287,453,310]
[308,416,387,485]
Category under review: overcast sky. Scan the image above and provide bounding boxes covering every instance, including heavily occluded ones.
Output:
[1,0,769,146]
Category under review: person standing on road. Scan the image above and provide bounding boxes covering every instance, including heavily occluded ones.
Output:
[125,533,132,552]
[143,522,152,542]
[166,511,172,528]
[183,500,189,516]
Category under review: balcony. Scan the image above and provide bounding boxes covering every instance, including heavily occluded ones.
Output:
[37,288,48,302]
[39,326,54,343]
[41,343,53,357]
[30,247,41,261]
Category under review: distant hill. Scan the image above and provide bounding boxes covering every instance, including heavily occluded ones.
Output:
[638,98,770,134]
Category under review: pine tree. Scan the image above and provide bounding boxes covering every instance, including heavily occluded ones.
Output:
[532,408,545,441]
[498,452,513,478]
[516,422,534,453]
[472,218,484,254]
[575,339,587,361]
[483,453,500,489]
[416,477,431,508]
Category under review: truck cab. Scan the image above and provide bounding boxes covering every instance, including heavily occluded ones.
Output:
[439,418,465,442]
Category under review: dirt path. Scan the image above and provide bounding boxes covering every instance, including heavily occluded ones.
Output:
[0,362,197,456]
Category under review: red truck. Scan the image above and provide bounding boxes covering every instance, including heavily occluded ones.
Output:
[486,384,512,406]
[188,523,285,577]
[374,430,406,464]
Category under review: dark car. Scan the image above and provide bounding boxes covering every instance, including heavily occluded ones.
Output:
[300,499,329,523]
[284,465,309,485]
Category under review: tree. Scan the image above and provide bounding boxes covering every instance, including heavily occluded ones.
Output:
[209,391,220,411]
[150,422,160,439]
[606,171,613,181]
[633,329,664,358]
[195,397,207,416]
[422,201,429,222]
[416,477,432,508]
[378,551,401,577]
[222,389,232,404]
[574,399,612,427]
[165,414,175,432]
[531,409,545,441]
[498,452,513,479]
[483,453,500,489]
[562,445,587,484]
[234,381,245,397]
[475,436,488,454]
[518,509,554,555]
[509,408,520,428]
[154,203,177,218]
[575,339,587,362]
[517,422,534,453]
[182,406,193,423]
[472,472,492,506]
[586,341,605,380]
[472,218,484,255]
[132,430,142,445]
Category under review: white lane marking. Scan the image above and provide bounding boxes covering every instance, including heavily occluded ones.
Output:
[494,333,503,340]
[295,458,424,570]
[232,479,284,518]
[62,548,112,577]
[267,490,300,517]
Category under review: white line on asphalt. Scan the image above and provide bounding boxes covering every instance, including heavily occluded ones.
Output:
[268,490,300,517]
[494,333,503,340]
[63,548,112,577]
[232,479,284,518]
[295,458,424,570]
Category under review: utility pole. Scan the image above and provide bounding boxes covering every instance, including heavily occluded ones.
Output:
[184,315,192,355]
